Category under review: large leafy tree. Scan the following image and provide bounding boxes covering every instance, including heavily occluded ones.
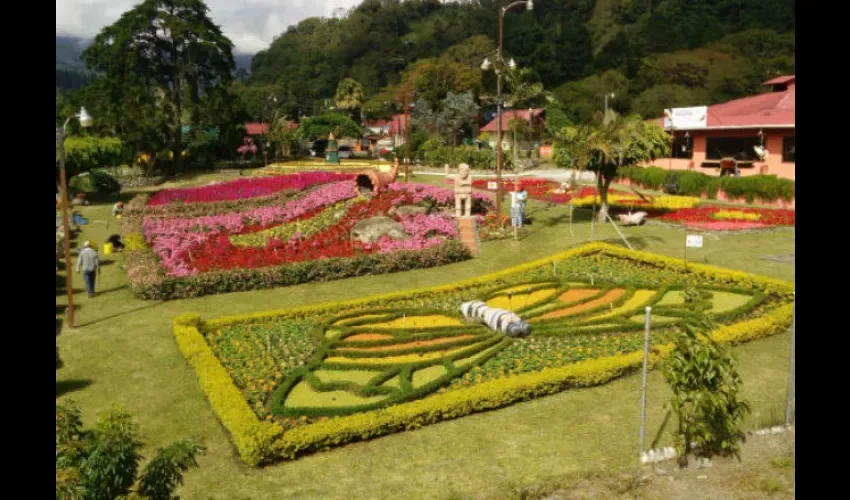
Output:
[435,91,479,146]
[334,78,365,120]
[56,401,205,499]
[83,0,235,173]
[555,110,668,221]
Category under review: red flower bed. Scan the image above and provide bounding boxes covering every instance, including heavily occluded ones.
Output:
[148,172,353,205]
[659,207,795,229]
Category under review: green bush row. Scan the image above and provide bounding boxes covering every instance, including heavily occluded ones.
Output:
[617,166,795,203]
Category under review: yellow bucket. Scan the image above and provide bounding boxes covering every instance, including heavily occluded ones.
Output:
[104,243,113,255]
[116,214,123,220]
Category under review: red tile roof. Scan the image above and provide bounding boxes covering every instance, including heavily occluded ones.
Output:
[245,121,298,135]
[480,108,545,132]
[650,76,795,130]
[245,122,269,135]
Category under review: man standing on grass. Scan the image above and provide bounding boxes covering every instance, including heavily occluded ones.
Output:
[75,240,100,298]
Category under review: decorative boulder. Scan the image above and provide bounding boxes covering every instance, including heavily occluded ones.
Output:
[388,204,428,217]
[351,216,410,244]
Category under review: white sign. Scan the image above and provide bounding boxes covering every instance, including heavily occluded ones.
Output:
[487,181,498,191]
[686,234,704,248]
[664,107,708,130]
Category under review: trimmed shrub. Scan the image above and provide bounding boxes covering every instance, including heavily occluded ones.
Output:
[617,166,795,202]
[60,136,126,177]
[68,170,121,195]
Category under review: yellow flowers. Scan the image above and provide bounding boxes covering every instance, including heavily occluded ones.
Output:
[714,210,762,221]
[570,194,700,210]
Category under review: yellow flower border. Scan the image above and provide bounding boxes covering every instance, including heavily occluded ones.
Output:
[174,242,794,465]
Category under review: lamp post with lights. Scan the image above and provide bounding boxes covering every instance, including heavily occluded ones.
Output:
[480,0,533,217]
[57,107,93,328]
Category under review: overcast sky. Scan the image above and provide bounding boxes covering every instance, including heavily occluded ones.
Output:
[56,0,363,54]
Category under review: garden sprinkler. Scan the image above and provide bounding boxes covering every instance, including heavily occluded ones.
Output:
[507,291,513,307]
[402,313,406,328]
[524,287,532,309]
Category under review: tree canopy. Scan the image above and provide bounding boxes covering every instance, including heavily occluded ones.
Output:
[82,0,236,172]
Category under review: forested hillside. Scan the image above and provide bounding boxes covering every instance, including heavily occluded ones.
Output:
[248,0,795,121]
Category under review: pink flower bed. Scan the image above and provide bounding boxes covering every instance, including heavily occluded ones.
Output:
[143,181,357,276]
[388,183,491,205]
[374,213,458,253]
[147,172,353,205]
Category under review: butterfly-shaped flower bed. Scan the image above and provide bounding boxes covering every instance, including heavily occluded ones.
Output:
[123,177,492,299]
[174,242,794,465]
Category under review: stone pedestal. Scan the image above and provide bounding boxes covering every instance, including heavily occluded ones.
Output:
[457,216,480,257]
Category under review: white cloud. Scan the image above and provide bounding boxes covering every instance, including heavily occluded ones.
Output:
[55,0,362,53]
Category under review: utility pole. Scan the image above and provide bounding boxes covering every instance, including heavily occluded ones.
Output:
[404,91,411,182]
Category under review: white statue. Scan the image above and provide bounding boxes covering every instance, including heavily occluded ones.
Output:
[454,163,473,217]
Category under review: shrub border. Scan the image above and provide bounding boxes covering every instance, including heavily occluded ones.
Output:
[173,242,794,465]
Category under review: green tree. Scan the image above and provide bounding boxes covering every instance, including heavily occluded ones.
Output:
[297,112,363,141]
[663,311,751,467]
[334,77,366,120]
[555,110,668,221]
[56,401,205,499]
[632,84,709,119]
[435,91,479,146]
[83,0,235,173]
[267,112,298,159]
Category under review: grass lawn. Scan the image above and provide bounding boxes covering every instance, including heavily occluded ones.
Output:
[56,175,794,500]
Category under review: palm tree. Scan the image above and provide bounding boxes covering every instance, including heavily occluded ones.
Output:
[556,110,668,222]
[334,78,365,121]
[503,67,554,163]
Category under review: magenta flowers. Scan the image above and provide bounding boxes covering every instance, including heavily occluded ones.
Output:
[148,172,353,205]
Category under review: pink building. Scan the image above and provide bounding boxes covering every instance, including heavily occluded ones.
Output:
[649,75,795,180]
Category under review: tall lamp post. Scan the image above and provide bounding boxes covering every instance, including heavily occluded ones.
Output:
[57,107,93,328]
[604,92,615,114]
[481,0,533,217]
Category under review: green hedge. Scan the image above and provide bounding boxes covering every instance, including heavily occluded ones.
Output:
[59,136,126,177]
[617,166,795,203]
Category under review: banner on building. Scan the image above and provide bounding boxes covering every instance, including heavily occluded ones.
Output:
[663,106,708,130]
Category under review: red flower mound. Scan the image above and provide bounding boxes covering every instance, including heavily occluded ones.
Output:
[687,221,772,231]
[184,191,417,272]
[659,207,795,229]
[148,172,353,205]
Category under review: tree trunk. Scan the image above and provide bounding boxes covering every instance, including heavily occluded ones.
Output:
[597,173,611,223]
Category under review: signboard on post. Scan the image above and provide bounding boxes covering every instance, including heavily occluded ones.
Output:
[487,181,498,191]
[665,107,708,130]
[686,234,704,248]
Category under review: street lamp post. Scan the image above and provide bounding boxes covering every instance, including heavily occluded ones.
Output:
[57,107,93,328]
[481,0,533,218]
[604,92,615,114]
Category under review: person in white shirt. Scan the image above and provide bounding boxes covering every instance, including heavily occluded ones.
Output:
[511,187,528,227]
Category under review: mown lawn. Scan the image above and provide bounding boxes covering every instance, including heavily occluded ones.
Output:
[56,175,794,500]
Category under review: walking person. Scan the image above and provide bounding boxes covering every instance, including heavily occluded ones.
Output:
[76,240,100,298]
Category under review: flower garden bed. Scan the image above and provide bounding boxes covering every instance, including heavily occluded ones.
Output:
[122,177,492,299]
[147,171,352,205]
[449,177,701,212]
[659,207,795,231]
[173,242,794,465]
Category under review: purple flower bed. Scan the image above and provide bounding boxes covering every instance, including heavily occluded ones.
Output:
[147,172,353,205]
